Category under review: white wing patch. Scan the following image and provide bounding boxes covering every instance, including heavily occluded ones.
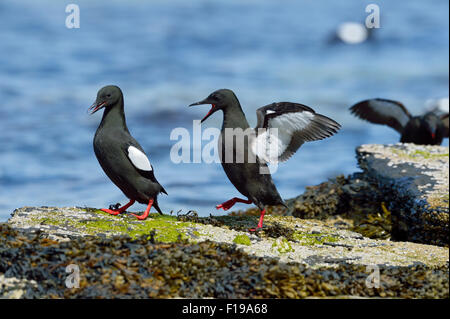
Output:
[266,110,276,115]
[252,111,314,163]
[127,146,152,171]
[369,100,410,127]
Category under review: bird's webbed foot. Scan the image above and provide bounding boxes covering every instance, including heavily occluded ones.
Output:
[101,200,136,216]
[216,197,252,211]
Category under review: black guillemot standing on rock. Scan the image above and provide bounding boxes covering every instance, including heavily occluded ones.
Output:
[190,89,341,231]
[89,85,167,220]
[350,98,449,145]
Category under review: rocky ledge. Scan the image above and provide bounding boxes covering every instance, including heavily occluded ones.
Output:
[2,208,449,298]
[357,143,449,246]
[1,143,449,298]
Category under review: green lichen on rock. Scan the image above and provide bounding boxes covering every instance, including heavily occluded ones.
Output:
[410,150,449,159]
[233,234,251,246]
[80,213,193,242]
[292,232,338,246]
[398,149,449,160]
[390,148,449,160]
[13,207,196,243]
[272,237,295,254]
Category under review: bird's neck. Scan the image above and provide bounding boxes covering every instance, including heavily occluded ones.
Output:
[99,98,128,131]
[222,101,250,130]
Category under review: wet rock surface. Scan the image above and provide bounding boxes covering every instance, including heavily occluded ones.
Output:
[357,143,449,246]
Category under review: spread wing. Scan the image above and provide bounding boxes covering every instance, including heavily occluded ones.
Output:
[252,102,341,163]
[350,98,412,133]
[441,113,449,138]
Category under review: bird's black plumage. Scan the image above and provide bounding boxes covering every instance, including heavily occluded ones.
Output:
[91,85,166,217]
[350,98,449,145]
[190,89,340,230]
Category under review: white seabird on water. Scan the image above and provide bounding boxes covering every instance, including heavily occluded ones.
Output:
[335,22,371,44]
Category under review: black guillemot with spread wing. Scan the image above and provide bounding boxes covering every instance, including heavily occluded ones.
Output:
[89,85,167,220]
[350,98,449,145]
[190,89,340,231]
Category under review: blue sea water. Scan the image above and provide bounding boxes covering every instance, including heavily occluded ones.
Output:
[0,0,448,221]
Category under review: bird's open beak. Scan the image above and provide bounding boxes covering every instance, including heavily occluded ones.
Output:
[189,98,216,123]
[88,101,106,114]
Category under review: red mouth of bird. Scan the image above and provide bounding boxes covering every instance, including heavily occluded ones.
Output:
[201,104,216,122]
[89,101,106,114]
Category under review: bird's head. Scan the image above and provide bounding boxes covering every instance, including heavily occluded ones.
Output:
[89,85,123,114]
[189,89,238,123]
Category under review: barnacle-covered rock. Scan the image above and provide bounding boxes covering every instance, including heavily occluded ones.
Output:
[5,207,449,270]
[357,143,449,246]
[0,223,448,299]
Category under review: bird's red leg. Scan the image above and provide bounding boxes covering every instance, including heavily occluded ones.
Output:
[130,199,154,220]
[101,200,135,215]
[249,209,266,232]
[216,197,252,211]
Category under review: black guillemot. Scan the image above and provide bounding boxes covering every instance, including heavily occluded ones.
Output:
[190,89,340,231]
[90,85,167,220]
[350,98,449,145]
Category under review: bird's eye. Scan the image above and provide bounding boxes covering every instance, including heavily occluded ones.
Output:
[107,94,111,98]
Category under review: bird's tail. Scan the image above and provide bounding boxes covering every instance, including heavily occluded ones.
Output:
[159,184,168,195]
[153,197,164,215]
